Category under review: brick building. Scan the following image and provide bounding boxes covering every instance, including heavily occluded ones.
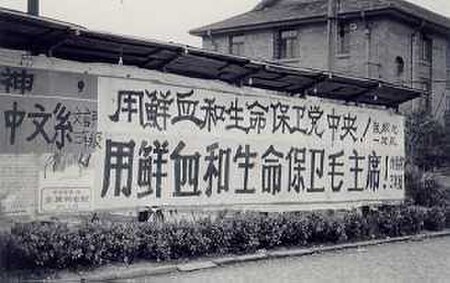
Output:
[190,0,450,120]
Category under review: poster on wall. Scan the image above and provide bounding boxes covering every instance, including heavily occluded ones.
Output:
[0,66,98,215]
[95,76,405,211]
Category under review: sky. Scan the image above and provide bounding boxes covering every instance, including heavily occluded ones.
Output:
[1,0,450,47]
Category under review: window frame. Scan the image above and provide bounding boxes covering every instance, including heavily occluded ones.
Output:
[420,35,432,63]
[276,29,300,60]
[446,41,450,89]
[337,22,350,55]
[229,34,245,56]
[395,56,405,77]
[419,78,432,113]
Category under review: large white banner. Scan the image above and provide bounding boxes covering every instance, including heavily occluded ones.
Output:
[95,77,405,210]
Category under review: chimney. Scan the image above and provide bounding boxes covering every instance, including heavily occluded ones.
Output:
[27,0,39,16]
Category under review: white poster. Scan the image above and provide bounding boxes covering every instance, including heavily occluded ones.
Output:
[95,77,405,210]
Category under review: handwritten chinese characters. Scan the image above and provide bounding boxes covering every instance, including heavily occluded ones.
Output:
[1,98,99,152]
[105,87,401,148]
[100,139,405,200]
[1,67,34,95]
[97,78,406,208]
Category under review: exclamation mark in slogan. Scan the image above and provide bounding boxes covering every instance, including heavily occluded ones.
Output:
[384,156,389,189]
[360,118,371,142]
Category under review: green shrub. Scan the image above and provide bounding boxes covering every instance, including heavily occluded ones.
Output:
[0,232,8,270]
[424,206,446,231]
[344,210,372,240]
[279,212,311,247]
[196,218,227,255]
[7,222,71,269]
[446,206,450,228]
[138,223,172,261]
[222,213,260,254]
[2,205,447,271]
[257,213,284,249]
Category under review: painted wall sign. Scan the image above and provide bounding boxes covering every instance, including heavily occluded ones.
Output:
[40,187,91,213]
[95,77,405,210]
[0,66,99,153]
[0,96,99,153]
[0,66,97,99]
[0,66,98,215]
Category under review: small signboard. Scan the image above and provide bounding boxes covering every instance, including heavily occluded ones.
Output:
[40,187,91,213]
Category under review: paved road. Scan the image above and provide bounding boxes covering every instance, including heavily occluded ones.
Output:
[129,237,450,283]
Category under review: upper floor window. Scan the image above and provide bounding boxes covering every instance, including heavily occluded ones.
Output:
[447,69,450,90]
[336,0,343,12]
[420,35,432,62]
[337,23,350,54]
[395,56,405,76]
[446,41,450,89]
[229,35,245,56]
[418,78,432,113]
[275,29,299,59]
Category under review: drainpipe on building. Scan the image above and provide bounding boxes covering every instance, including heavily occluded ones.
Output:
[27,0,39,16]
[361,10,372,78]
[411,21,426,89]
[326,0,337,72]
[410,32,415,89]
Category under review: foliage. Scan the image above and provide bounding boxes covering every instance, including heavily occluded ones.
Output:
[1,205,446,271]
[446,206,450,228]
[405,111,450,207]
[424,206,447,231]
[405,111,447,170]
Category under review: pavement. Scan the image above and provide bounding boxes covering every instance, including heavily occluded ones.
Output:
[147,233,450,283]
[35,229,450,282]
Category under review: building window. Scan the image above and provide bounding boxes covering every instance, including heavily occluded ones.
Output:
[446,96,450,114]
[395,56,405,76]
[446,42,450,89]
[275,29,299,59]
[447,70,450,90]
[337,23,350,54]
[336,0,342,12]
[418,78,432,113]
[420,35,432,62]
[229,35,245,56]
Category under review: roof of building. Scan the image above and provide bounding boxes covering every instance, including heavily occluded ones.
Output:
[0,7,421,107]
[190,0,450,36]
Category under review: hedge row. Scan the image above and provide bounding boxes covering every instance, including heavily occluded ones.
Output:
[1,205,448,270]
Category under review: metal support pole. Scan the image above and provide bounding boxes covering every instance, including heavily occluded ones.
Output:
[326,0,337,72]
[28,0,39,16]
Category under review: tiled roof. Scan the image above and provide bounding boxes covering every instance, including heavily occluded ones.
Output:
[190,0,450,35]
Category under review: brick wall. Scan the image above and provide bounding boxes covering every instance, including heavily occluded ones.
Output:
[431,36,449,119]
[204,23,328,70]
[202,16,450,120]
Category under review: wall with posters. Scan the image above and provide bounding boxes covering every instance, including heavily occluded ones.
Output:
[0,49,406,216]
[95,77,405,211]
[0,65,98,216]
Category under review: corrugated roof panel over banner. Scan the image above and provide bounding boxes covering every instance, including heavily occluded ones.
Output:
[0,7,422,108]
